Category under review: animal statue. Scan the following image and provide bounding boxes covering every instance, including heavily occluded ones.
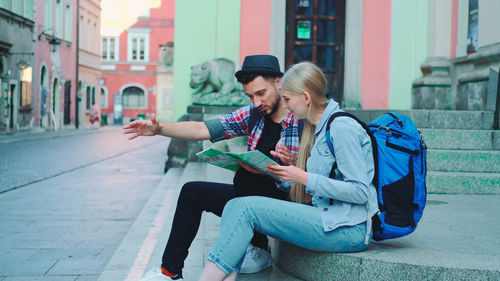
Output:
[189,58,249,106]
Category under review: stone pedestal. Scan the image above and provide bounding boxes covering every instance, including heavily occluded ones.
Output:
[454,44,500,110]
[412,57,452,110]
[164,104,242,172]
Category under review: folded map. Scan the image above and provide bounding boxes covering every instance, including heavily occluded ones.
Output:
[196,148,281,180]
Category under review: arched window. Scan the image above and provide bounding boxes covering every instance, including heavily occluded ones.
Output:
[86,86,91,110]
[0,59,3,103]
[122,86,146,108]
[91,87,96,105]
[53,78,58,114]
[100,87,108,108]
[40,66,46,84]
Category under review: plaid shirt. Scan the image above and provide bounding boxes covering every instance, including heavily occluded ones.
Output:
[219,105,300,159]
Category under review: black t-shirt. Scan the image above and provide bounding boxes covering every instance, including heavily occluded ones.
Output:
[233,117,287,200]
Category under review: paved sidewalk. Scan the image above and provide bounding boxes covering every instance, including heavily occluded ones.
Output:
[99,161,500,281]
[98,162,301,281]
[0,125,121,144]
[0,137,169,281]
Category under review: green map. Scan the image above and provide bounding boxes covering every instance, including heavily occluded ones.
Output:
[196,148,281,180]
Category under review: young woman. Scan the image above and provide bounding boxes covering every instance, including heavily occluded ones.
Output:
[198,62,379,281]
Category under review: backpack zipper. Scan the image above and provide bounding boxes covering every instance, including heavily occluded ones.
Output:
[420,132,425,174]
[370,125,417,140]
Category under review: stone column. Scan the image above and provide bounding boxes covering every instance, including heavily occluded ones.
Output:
[412,0,453,110]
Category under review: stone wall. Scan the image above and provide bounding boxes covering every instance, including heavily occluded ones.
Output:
[412,43,500,113]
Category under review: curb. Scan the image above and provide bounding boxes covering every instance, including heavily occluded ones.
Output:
[0,126,121,144]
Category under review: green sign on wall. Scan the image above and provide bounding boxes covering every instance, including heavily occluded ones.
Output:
[297,20,311,40]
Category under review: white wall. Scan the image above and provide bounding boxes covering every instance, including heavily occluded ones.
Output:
[427,0,452,57]
[270,0,286,71]
[478,0,500,48]
[343,0,363,108]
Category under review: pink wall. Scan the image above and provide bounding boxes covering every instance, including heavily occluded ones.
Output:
[450,0,459,58]
[119,32,128,61]
[34,0,77,126]
[101,73,156,118]
[239,0,271,63]
[150,0,175,19]
[360,0,392,109]
[132,0,175,62]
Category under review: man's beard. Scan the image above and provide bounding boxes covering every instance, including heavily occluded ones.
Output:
[262,84,281,117]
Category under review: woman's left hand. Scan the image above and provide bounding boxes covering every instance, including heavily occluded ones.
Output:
[266,164,308,185]
[270,144,296,166]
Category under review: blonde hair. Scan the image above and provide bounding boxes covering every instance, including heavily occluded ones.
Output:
[281,62,328,204]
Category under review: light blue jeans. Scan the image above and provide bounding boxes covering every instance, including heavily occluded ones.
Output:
[208,196,371,275]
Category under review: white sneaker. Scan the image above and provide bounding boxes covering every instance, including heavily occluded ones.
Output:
[140,267,183,281]
[239,244,272,274]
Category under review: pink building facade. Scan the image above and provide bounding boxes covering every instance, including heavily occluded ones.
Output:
[34,0,78,130]
[78,0,102,128]
[100,0,174,124]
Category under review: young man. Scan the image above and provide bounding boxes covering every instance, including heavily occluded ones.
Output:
[124,55,301,281]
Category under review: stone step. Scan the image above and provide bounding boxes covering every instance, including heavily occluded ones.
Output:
[427,149,500,173]
[421,128,500,150]
[346,109,496,130]
[427,171,500,194]
[276,194,500,281]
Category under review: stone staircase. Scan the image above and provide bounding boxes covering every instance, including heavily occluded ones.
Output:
[275,109,500,281]
[346,109,500,194]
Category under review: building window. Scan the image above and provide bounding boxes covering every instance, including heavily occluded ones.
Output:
[44,0,52,30]
[2,0,35,19]
[55,0,63,38]
[100,87,108,109]
[92,87,96,105]
[79,16,83,48]
[12,0,22,15]
[65,4,72,42]
[0,0,9,9]
[86,87,91,110]
[122,86,146,108]
[127,30,150,62]
[102,37,118,60]
[24,0,33,20]
[20,66,32,107]
[467,0,479,54]
[131,36,146,61]
[86,19,91,50]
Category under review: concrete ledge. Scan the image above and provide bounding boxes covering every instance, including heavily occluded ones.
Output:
[276,194,500,281]
[277,242,500,281]
[346,109,495,130]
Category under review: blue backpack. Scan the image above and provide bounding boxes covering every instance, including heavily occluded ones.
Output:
[325,112,427,241]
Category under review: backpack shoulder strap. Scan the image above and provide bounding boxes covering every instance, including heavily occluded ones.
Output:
[325,112,379,187]
[325,112,368,154]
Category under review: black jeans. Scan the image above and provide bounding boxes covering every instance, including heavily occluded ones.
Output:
[161,181,287,275]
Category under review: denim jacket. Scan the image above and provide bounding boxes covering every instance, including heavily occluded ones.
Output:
[306,100,379,232]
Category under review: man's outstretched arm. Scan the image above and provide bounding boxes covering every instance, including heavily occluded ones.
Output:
[123,114,211,141]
